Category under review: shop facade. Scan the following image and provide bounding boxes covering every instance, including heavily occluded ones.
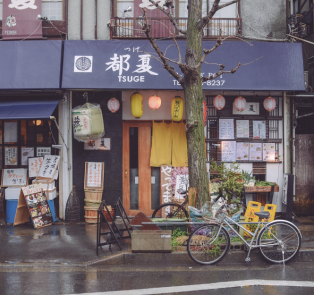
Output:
[61,39,305,219]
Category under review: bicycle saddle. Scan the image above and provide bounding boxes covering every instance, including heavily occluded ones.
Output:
[255,211,270,219]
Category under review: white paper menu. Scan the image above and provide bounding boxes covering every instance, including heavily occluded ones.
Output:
[221,141,236,162]
[236,142,249,161]
[263,143,276,161]
[236,120,249,138]
[253,121,266,139]
[249,143,262,161]
[219,119,234,139]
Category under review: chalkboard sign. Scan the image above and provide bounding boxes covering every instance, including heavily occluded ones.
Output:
[14,184,53,228]
[28,157,43,178]
[37,155,60,179]
[84,162,104,191]
[1,168,28,187]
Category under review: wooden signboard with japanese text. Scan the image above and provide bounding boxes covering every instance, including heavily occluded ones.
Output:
[36,155,60,180]
[1,168,28,187]
[28,157,43,178]
[84,162,104,191]
[14,184,53,228]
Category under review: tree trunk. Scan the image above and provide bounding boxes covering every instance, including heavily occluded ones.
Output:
[184,0,209,207]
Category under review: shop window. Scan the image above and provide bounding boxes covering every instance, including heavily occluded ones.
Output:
[0,1,64,21]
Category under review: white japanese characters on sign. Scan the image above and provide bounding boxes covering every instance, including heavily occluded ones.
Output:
[139,0,167,10]
[160,165,172,217]
[8,0,37,10]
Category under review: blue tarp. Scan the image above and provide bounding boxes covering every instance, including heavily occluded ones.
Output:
[0,40,62,89]
[62,40,305,91]
[0,100,59,119]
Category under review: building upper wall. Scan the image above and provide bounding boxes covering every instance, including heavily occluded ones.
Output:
[240,0,287,39]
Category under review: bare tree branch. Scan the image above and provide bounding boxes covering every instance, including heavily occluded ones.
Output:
[148,0,187,35]
[200,0,239,30]
[141,9,184,84]
[201,62,241,82]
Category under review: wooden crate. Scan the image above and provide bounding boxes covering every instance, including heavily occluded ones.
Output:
[244,183,279,193]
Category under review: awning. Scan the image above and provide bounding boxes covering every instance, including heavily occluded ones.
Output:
[62,40,305,91]
[0,40,62,89]
[0,100,60,120]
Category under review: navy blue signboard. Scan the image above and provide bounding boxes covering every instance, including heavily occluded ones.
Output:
[62,40,305,91]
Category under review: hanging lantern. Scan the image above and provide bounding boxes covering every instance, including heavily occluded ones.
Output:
[213,95,225,110]
[107,97,120,113]
[130,92,143,118]
[234,96,246,112]
[263,96,276,112]
[148,95,161,110]
[203,101,207,126]
[171,96,184,122]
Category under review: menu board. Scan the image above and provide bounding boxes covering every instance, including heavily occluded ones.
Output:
[160,165,172,217]
[21,147,34,166]
[21,184,53,229]
[263,143,276,161]
[253,121,266,139]
[1,168,28,187]
[236,120,249,138]
[36,147,51,157]
[219,119,234,139]
[37,155,60,179]
[236,142,249,161]
[84,162,104,190]
[249,143,262,161]
[5,147,18,166]
[28,157,43,178]
[221,141,236,162]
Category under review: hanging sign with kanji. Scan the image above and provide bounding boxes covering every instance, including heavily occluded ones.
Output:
[84,162,104,191]
[36,155,60,179]
[28,157,43,178]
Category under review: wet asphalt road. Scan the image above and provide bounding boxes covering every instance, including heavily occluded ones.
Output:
[1,261,314,295]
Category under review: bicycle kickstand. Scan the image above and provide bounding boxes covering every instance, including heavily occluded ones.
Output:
[245,249,252,262]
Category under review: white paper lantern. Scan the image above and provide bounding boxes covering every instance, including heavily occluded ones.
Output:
[263,97,276,112]
[107,97,120,113]
[234,96,246,112]
[213,95,226,110]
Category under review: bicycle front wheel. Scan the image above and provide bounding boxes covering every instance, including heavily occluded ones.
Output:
[258,221,301,263]
[187,224,230,265]
[151,203,188,219]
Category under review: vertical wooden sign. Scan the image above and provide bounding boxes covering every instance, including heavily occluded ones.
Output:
[84,162,104,191]
[160,165,172,218]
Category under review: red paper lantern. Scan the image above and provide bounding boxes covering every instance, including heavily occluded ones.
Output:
[213,95,225,110]
[203,101,207,126]
[263,97,276,112]
[148,95,161,110]
[234,96,246,112]
[107,97,120,113]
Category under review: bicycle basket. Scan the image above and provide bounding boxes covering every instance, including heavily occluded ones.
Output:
[211,197,227,219]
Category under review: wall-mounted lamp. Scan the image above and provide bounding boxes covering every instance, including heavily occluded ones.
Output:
[122,6,132,19]
[37,14,47,21]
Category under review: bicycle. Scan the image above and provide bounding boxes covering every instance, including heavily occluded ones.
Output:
[152,189,189,219]
[187,197,302,265]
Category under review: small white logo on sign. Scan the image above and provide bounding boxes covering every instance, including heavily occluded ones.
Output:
[5,15,17,27]
[9,0,37,10]
[161,235,171,239]
[74,56,93,73]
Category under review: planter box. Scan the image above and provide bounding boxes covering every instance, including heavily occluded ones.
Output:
[131,230,172,253]
[244,183,279,193]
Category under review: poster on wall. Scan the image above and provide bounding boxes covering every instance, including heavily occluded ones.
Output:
[236,142,249,161]
[236,120,249,138]
[175,174,189,201]
[5,147,18,166]
[253,121,266,139]
[36,147,51,157]
[221,141,236,162]
[37,155,60,179]
[21,148,34,166]
[263,143,276,161]
[219,119,234,139]
[4,122,18,143]
[28,157,43,178]
[160,165,172,218]
[14,184,53,228]
[84,137,111,150]
[84,162,104,190]
[1,168,28,187]
[249,143,262,161]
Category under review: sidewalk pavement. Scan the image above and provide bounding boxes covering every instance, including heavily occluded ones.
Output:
[0,218,314,267]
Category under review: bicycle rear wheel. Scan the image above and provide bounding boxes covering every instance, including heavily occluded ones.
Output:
[187,224,230,265]
[151,203,188,219]
[258,221,301,263]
